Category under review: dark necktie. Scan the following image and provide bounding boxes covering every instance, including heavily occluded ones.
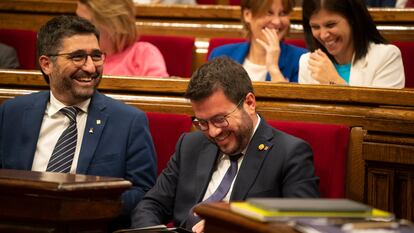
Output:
[204,153,243,202]
[46,106,79,173]
[186,153,243,229]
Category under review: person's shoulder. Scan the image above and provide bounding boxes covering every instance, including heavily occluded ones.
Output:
[97,92,144,115]
[209,41,249,61]
[368,42,401,56]
[1,91,47,112]
[133,41,160,52]
[178,130,210,148]
[282,42,308,56]
[299,51,311,63]
[212,42,248,53]
[0,43,16,54]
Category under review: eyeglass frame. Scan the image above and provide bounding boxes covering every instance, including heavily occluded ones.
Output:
[46,50,106,67]
[192,97,245,131]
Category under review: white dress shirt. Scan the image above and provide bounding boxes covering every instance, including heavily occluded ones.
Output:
[202,115,261,202]
[31,92,90,173]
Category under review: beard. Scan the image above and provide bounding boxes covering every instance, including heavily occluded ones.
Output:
[209,109,254,155]
[51,66,102,104]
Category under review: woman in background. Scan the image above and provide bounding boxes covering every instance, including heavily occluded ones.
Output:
[209,0,307,82]
[299,0,405,88]
[76,0,169,77]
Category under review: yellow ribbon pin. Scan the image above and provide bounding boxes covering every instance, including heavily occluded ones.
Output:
[258,144,265,151]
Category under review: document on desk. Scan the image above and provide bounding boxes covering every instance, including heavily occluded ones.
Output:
[230,198,394,222]
[247,198,371,212]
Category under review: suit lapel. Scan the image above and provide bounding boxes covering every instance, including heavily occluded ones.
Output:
[194,142,219,202]
[76,92,108,174]
[231,120,275,200]
[20,92,50,169]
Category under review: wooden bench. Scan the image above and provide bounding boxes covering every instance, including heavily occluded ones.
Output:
[0,70,413,221]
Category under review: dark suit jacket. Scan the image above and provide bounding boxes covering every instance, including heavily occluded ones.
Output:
[0,91,157,214]
[0,43,20,69]
[131,119,319,229]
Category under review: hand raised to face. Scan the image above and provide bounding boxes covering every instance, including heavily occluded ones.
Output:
[308,49,346,85]
[256,28,287,83]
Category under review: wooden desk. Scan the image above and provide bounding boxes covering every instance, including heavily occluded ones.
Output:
[0,169,131,233]
[194,202,297,233]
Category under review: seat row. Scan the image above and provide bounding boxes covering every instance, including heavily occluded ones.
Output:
[146,111,351,199]
[1,28,414,88]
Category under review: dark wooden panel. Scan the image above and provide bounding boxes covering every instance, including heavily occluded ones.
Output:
[366,168,393,211]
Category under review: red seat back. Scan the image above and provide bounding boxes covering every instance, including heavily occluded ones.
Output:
[146,112,193,175]
[196,0,216,4]
[229,0,240,5]
[392,41,414,88]
[267,120,350,198]
[285,38,307,48]
[140,35,195,78]
[0,28,37,69]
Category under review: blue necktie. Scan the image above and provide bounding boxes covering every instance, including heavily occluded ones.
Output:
[46,106,79,173]
[186,153,243,229]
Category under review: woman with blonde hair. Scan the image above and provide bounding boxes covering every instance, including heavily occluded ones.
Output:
[76,0,168,77]
[209,0,307,83]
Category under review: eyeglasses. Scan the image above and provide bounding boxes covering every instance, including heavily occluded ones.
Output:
[47,50,105,67]
[192,98,244,131]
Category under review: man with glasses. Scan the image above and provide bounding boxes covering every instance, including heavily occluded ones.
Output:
[131,57,319,232]
[0,15,157,226]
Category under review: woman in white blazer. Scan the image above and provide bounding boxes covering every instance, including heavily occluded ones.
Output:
[298,0,405,88]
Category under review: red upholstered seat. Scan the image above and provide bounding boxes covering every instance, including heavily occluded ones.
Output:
[392,41,414,88]
[267,120,350,198]
[0,28,37,69]
[196,0,216,4]
[139,35,195,78]
[285,38,307,48]
[228,0,240,5]
[146,112,193,175]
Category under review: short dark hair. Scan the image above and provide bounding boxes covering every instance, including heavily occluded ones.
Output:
[36,15,100,83]
[302,0,386,63]
[184,57,254,105]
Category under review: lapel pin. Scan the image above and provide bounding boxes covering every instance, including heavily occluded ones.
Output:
[258,144,265,151]
[89,128,94,134]
[96,119,101,125]
[264,146,269,151]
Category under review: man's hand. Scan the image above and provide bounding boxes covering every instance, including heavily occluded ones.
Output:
[191,219,205,233]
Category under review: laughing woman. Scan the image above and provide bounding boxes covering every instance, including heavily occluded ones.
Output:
[299,0,405,88]
[209,0,307,83]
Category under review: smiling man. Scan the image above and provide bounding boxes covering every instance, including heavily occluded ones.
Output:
[131,57,319,233]
[0,15,156,227]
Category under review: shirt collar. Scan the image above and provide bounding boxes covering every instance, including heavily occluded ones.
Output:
[47,91,91,117]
